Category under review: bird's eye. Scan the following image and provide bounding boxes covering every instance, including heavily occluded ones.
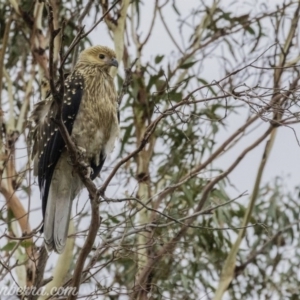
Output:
[99,54,105,59]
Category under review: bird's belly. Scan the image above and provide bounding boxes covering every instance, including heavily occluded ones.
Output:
[89,129,105,157]
[71,88,119,166]
[71,124,104,162]
[71,115,119,166]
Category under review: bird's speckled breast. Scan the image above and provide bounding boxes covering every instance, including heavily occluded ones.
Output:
[71,69,119,165]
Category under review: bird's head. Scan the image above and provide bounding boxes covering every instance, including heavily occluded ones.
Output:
[77,46,118,71]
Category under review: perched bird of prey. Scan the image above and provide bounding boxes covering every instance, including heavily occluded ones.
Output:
[30,46,119,253]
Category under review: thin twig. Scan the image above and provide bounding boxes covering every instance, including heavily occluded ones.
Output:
[117,58,137,105]
[0,14,12,107]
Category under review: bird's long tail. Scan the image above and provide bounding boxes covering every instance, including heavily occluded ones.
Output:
[44,153,82,253]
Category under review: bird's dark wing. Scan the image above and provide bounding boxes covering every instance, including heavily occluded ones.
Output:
[31,71,84,222]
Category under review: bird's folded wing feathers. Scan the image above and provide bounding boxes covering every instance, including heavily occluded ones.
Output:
[30,71,85,220]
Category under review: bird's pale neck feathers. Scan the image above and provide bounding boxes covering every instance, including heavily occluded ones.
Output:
[74,61,112,77]
[73,63,117,107]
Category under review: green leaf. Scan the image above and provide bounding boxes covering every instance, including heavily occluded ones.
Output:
[179,61,197,69]
[155,79,166,91]
[1,242,17,251]
[171,92,182,102]
[245,26,255,35]
[172,0,181,15]
[197,78,217,96]
[155,55,164,64]
[222,12,232,21]
[21,240,33,249]
[250,20,265,53]
[117,74,123,89]
[120,124,133,155]
[224,37,236,59]
[107,214,120,224]
[182,185,194,206]
[181,274,188,290]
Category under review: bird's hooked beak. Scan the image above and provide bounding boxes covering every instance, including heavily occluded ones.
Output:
[110,58,119,68]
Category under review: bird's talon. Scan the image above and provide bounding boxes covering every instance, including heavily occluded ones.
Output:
[76,146,86,158]
[84,166,93,178]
